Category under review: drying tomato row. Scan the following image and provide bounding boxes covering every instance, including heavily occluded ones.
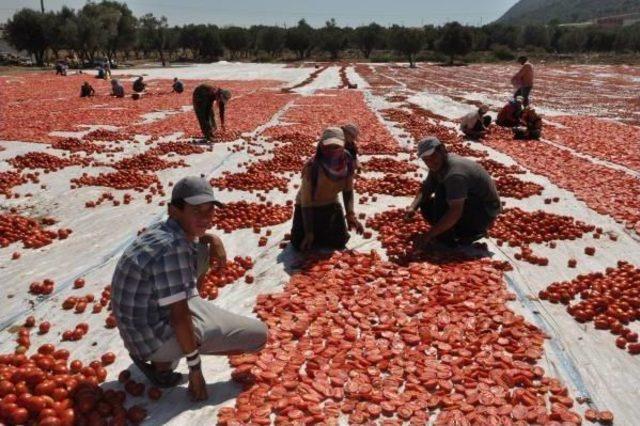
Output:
[484,127,640,235]
[198,257,254,300]
[546,116,640,172]
[211,171,289,193]
[282,65,329,91]
[219,250,586,425]
[361,157,417,174]
[211,201,292,233]
[539,261,640,355]
[273,90,401,155]
[0,171,39,198]
[71,170,160,191]
[0,214,72,249]
[51,138,123,155]
[0,345,152,425]
[8,152,92,173]
[0,75,267,143]
[355,174,421,197]
[112,152,187,172]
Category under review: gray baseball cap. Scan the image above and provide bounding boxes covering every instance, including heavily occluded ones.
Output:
[417,136,442,159]
[171,176,224,206]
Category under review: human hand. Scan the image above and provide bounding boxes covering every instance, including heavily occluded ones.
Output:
[201,234,227,268]
[346,214,364,235]
[300,233,314,251]
[404,206,416,220]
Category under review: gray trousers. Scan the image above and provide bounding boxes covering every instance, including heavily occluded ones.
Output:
[149,297,268,363]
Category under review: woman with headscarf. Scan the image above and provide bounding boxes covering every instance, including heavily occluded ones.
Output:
[192,84,232,141]
[290,130,364,251]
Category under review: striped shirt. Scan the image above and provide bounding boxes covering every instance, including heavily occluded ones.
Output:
[111,219,204,359]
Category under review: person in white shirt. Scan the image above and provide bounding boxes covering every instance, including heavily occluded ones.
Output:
[460,105,491,139]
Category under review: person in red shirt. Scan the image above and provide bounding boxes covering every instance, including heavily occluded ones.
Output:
[511,56,534,106]
[192,84,232,141]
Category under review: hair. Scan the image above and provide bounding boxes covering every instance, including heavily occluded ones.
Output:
[169,198,185,209]
[173,77,178,82]
[518,56,528,63]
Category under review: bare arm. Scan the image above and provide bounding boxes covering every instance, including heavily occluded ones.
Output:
[425,199,464,238]
[169,299,198,354]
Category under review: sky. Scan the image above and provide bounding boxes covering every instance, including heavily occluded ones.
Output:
[1,0,519,27]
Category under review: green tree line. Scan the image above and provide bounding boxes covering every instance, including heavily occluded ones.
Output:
[4,1,640,67]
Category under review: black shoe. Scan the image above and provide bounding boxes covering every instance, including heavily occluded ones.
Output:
[130,354,182,388]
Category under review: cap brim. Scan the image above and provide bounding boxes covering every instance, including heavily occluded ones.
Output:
[183,194,224,207]
[419,148,437,159]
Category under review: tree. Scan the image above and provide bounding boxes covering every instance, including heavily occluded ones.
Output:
[221,26,249,59]
[482,23,520,50]
[100,1,137,61]
[50,6,78,59]
[436,22,473,64]
[521,25,550,50]
[138,13,170,66]
[5,8,54,66]
[389,25,424,68]
[353,23,385,59]
[285,19,314,60]
[557,29,588,53]
[257,26,285,57]
[319,19,346,60]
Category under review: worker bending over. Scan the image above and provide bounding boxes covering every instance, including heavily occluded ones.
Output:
[192,84,232,141]
[514,107,543,140]
[173,78,184,93]
[460,105,491,139]
[496,97,523,128]
[80,82,95,97]
[133,76,147,93]
[111,79,125,98]
[406,137,501,248]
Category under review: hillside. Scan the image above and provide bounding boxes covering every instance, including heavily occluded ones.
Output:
[497,0,640,24]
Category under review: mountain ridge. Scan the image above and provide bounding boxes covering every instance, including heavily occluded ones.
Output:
[497,0,640,25]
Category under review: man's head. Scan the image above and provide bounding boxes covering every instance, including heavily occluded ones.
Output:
[137,76,143,81]
[111,79,119,87]
[342,123,359,144]
[173,77,178,82]
[169,176,224,239]
[219,89,232,104]
[518,56,528,65]
[417,136,446,172]
[478,105,489,116]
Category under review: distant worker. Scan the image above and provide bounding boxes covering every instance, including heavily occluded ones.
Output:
[133,76,147,93]
[406,137,501,248]
[172,78,184,94]
[105,61,112,78]
[55,61,67,76]
[513,107,543,140]
[511,56,534,106]
[290,134,363,251]
[496,97,523,128]
[80,82,95,98]
[111,79,125,98]
[97,65,106,80]
[460,105,491,139]
[192,84,232,141]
